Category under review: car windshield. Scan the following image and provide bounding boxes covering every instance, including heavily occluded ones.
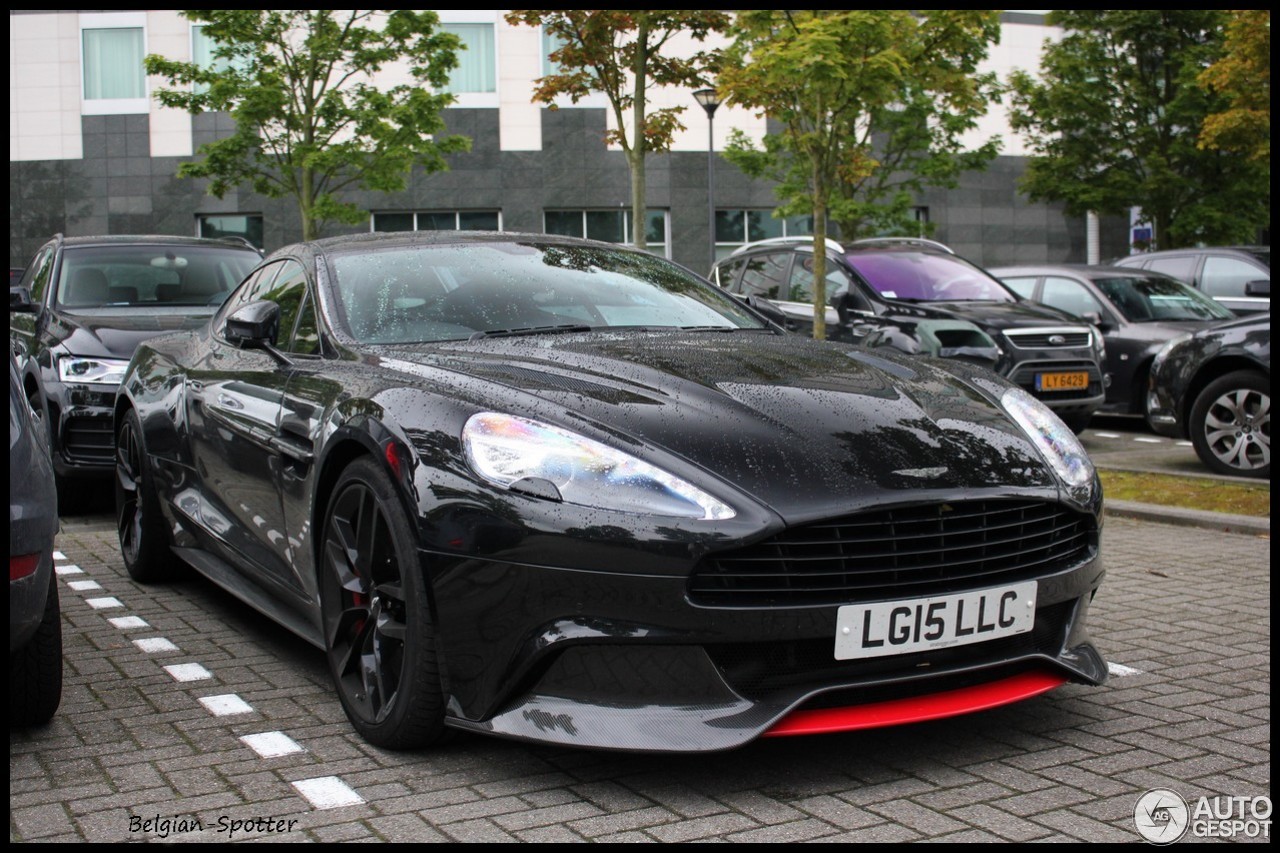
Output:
[329,241,768,344]
[55,245,259,309]
[1095,275,1235,322]
[844,251,1015,303]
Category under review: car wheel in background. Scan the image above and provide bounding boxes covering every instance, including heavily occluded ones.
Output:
[1189,371,1270,479]
[115,408,178,582]
[10,570,63,726]
[319,458,447,750]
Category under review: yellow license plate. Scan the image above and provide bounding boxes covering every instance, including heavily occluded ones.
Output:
[1036,371,1089,391]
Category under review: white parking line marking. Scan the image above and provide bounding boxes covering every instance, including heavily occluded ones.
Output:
[1134,437,1163,443]
[133,637,179,653]
[1176,441,1192,447]
[1108,662,1143,677]
[66,579,103,591]
[1093,432,1121,438]
[164,663,213,682]
[293,777,364,810]
[54,564,84,575]
[85,597,124,610]
[199,694,254,716]
[241,731,304,758]
[53,550,66,561]
[108,616,150,629]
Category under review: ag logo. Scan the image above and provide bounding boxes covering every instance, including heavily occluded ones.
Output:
[1134,788,1190,844]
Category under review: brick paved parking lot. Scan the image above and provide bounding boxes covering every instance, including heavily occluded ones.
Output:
[9,517,1270,843]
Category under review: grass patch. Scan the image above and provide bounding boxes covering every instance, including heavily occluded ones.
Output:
[1099,470,1271,517]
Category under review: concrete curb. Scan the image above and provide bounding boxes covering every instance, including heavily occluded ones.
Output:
[1104,499,1270,537]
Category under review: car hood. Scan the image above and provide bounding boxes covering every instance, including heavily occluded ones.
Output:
[907,300,1083,331]
[380,332,1061,522]
[49,308,215,360]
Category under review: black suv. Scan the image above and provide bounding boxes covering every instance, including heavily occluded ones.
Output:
[10,234,262,492]
[711,237,1106,431]
[1112,246,1269,316]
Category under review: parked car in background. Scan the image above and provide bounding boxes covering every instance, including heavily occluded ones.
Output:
[711,237,1106,432]
[1112,246,1269,316]
[9,234,261,497]
[992,265,1235,415]
[115,231,1107,753]
[10,353,62,726]
[1146,315,1270,478]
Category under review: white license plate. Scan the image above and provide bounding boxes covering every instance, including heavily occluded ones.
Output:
[834,582,1037,661]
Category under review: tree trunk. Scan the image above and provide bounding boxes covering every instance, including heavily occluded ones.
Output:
[812,160,828,341]
[630,19,649,250]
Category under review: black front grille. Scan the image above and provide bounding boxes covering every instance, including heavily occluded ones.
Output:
[689,500,1094,607]
[62,416,114,463]
[1006,331,1092,349]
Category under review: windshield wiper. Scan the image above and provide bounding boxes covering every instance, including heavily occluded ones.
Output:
[469,324,593,341]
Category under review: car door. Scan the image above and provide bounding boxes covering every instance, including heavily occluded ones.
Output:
[1198,254,1269,315]
[10,244,55,366]
[184,260,306,592]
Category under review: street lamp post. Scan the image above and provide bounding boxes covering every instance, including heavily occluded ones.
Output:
[693,88,721,273]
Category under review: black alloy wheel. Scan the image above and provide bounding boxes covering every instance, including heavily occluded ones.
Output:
[115,408,176,581]
[320,458,446,749]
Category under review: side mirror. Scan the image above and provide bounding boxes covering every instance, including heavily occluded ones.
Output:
[9,287,35,313]
[744,294,792,330]
[225,300,280,348]
[1245,279,1270,298]
[1082,311,1113,333]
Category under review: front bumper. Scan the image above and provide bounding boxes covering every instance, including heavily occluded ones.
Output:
[426,516,1107,753]
[1006,359,1106,417]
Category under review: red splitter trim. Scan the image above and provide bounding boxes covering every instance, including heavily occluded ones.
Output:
[763,670,1068,737]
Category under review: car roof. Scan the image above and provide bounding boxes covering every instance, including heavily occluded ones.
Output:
[56,234,260,251]
[990,264,1167,281]
[284,230,614,258]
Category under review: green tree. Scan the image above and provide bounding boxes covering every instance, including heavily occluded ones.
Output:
[505,11,729,249]
[1198,9,1270,163]
[720,10,1001,339]
[144,10,470,241]
[1009,10,1268,250]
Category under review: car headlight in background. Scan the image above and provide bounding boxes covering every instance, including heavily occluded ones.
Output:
[57,356,130,386]
[462,412,736,520]
[1000,387,1095,494]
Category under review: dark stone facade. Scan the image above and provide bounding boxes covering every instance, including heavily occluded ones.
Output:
[10,107,1123,271]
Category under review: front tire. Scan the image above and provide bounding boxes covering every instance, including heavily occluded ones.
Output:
[115,408,177,581]
[10,569,63,726]
[1189,371,1270,478]
[319,458,447,749]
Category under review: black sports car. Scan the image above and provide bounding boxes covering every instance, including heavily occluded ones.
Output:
[115,232,1107,752]
[1146,315,1270,478]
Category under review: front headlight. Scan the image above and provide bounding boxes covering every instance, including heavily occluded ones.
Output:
[1000,387,1095,492]
[57,356,130,386]
[462,412,736,520]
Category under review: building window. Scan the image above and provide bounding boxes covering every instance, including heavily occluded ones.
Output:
[371,211,502,232]
[199,214,265,250]
[542,29,567,78]
[714,209,812,260]
[443,23,496,94]
[82,26,145,101]
[544,209,668,257]
[191,25,247,94]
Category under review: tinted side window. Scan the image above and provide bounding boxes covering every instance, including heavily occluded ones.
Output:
[267,262,309,349]
[714,257,748,290]
[1147,256,1197,284]
[21,247,55,304]
[1041,277,1103,318]
[215,261,282,336]
[739,253,789,299]
[1000,276,1038,299]
[1201,256,1266,298]
[788,255,851,304]
[286,291,322,356]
